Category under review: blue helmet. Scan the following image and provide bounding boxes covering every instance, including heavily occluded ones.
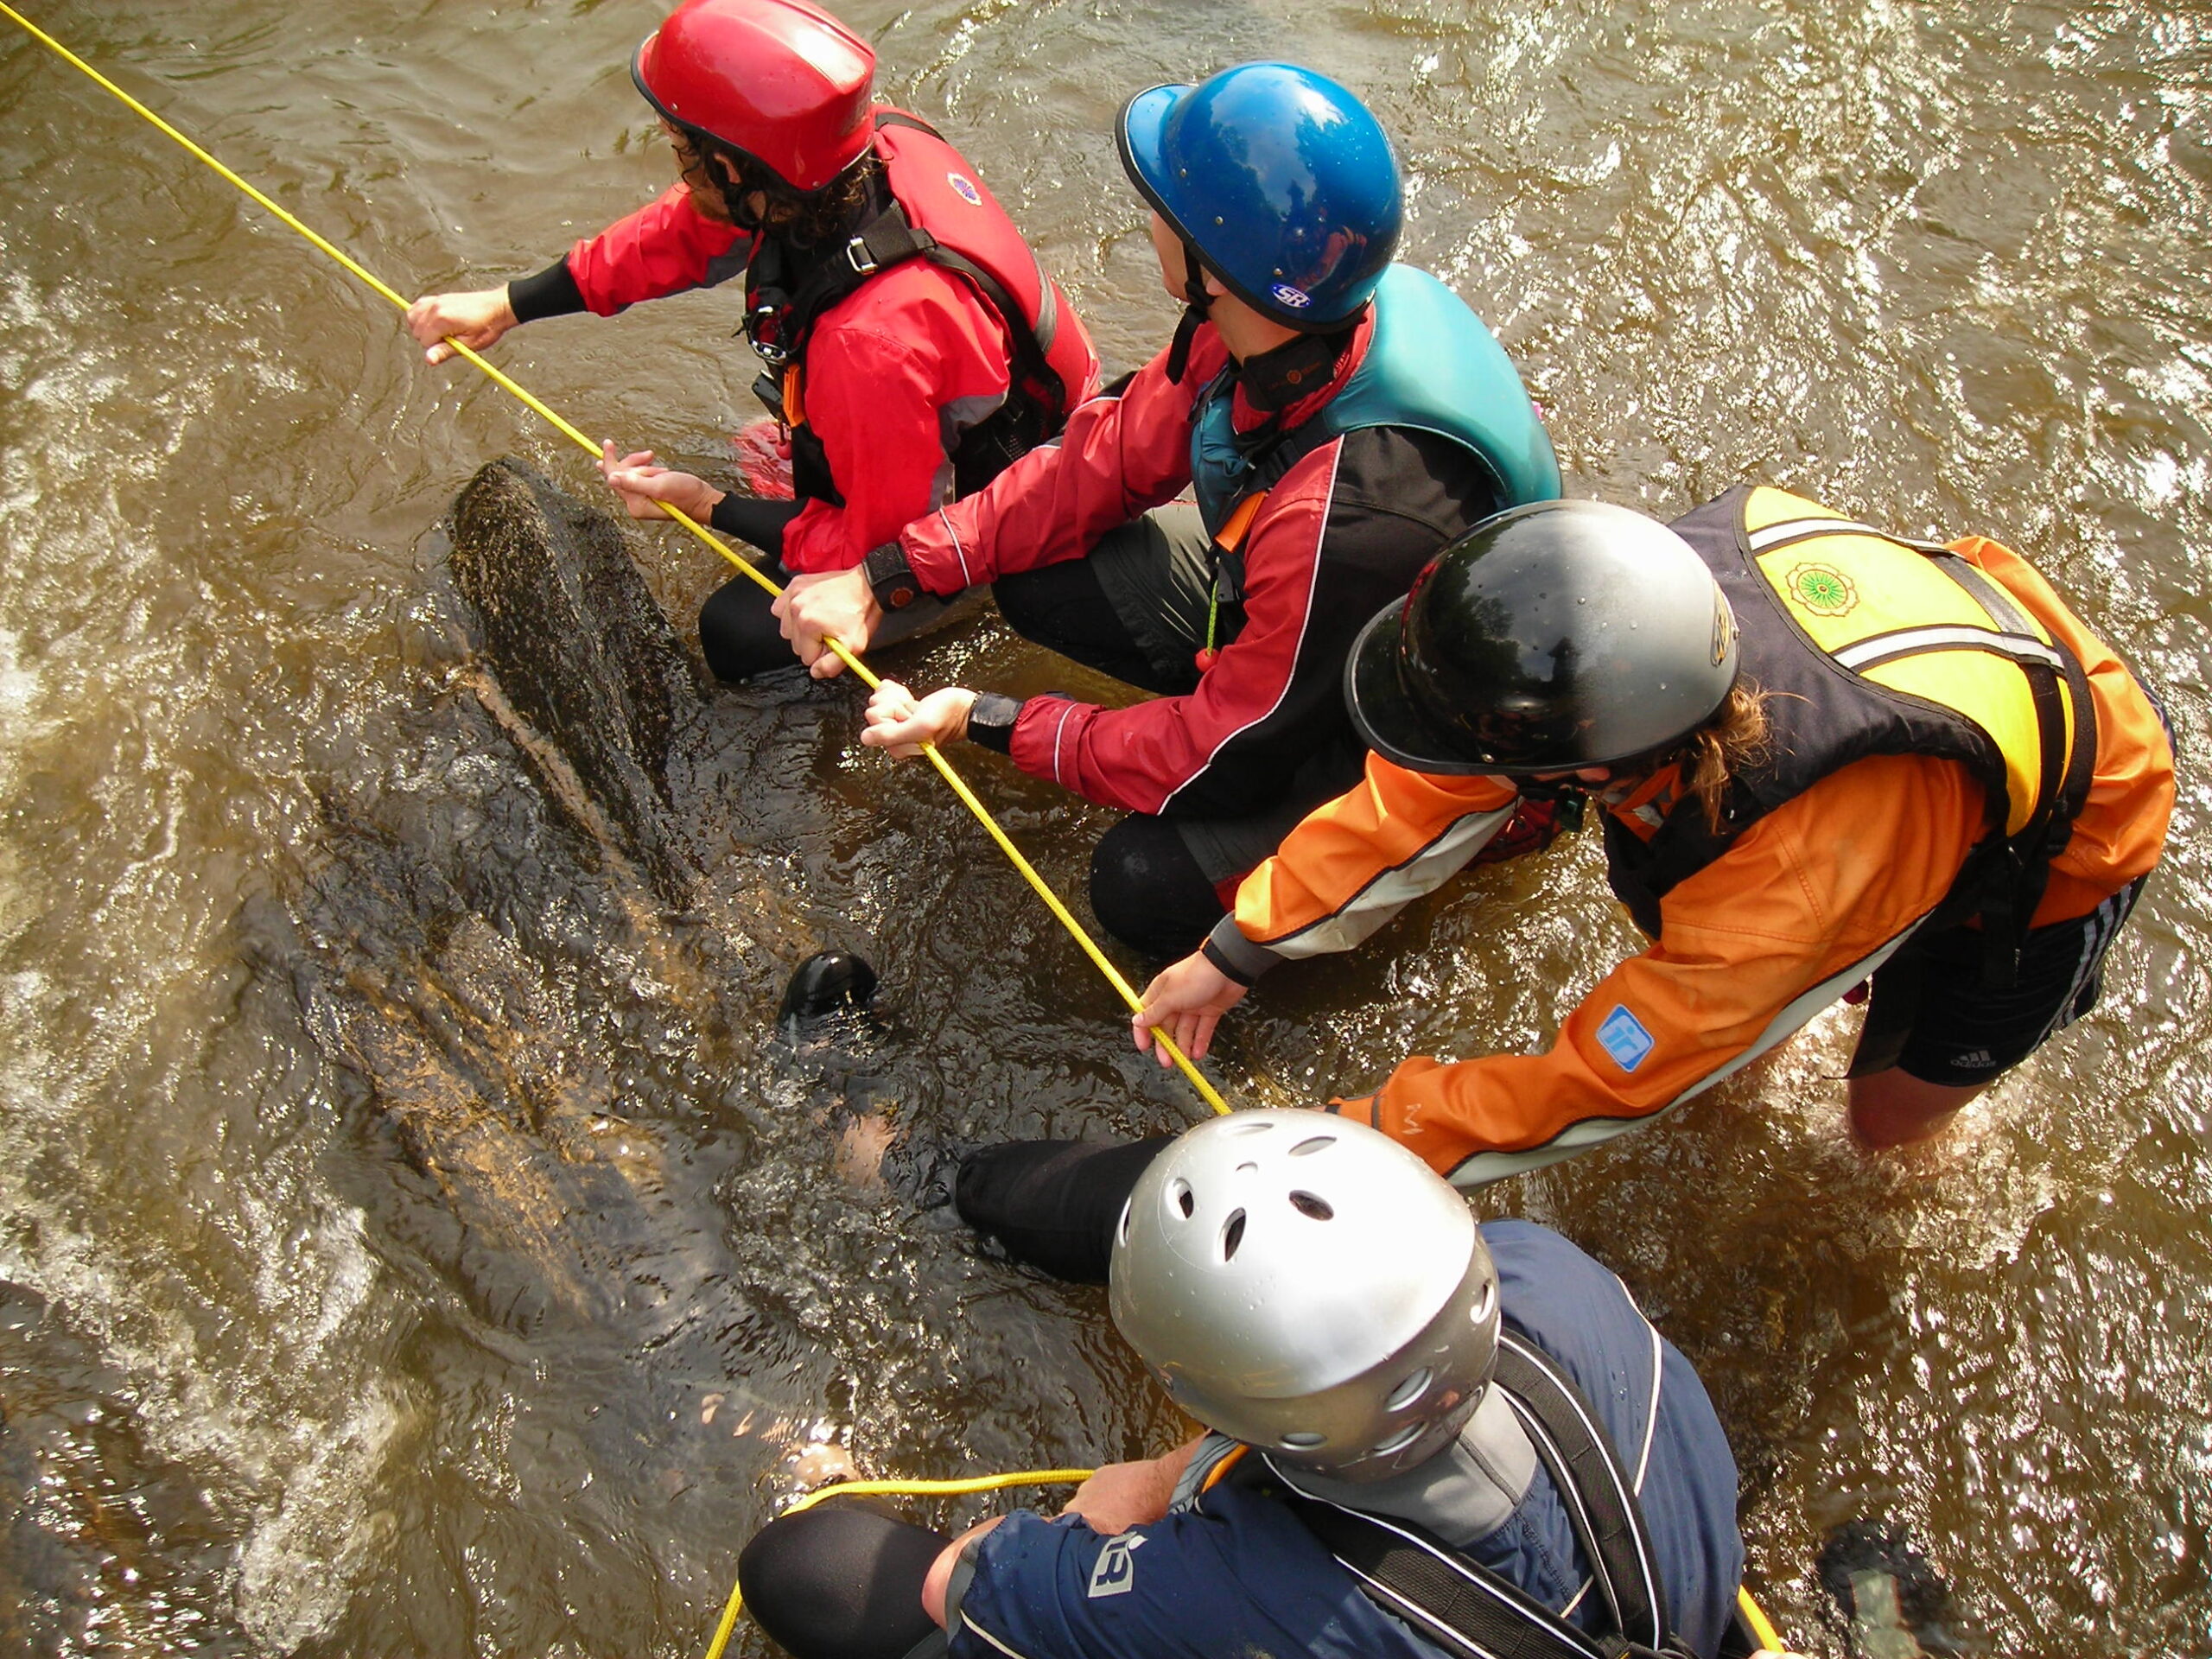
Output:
[1118,62,1402,331]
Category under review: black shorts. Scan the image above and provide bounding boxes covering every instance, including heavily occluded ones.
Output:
[1872,878,2146,1086]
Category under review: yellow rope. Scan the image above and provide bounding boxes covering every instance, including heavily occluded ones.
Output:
[1,0,1228,1117]
[700,1469,1093,1659]
[1737,1585,1789,1655]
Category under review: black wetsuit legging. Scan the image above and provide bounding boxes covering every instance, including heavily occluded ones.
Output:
[955,1135,1176,1283]
[739,1498,952,1659]
[991,558,1231,957]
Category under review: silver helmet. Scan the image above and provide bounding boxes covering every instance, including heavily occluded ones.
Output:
[1108,1109,1500,1484]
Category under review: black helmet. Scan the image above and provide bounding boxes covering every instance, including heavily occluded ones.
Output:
[1344,499,1739,776]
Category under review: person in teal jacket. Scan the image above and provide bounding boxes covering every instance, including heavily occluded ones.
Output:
[775,62,1560,955]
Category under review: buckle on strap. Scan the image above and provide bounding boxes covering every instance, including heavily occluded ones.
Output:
[843,235,880,276]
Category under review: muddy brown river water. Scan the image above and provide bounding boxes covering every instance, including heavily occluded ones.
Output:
[1,2,2208,1655]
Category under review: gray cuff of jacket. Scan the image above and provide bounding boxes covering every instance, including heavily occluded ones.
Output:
[938,1544,981,1637]
[1201,913,1284,987]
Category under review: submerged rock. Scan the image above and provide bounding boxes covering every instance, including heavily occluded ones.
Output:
[446,458,703,905]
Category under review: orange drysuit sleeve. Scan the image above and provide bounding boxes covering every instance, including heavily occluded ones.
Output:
[1204,752,1989,1186]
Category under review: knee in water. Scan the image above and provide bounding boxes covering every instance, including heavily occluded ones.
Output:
[779,950,880,1033]
[1088,817,1226,958]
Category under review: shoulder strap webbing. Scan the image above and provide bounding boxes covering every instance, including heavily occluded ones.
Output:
[1493,1333,1673,1655]
[764,112,1065,414]
[1280,1486,1611,1659]
[1270,1331,1689,1659]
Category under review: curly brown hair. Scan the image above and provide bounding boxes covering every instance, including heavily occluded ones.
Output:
[1677,679,1772,831]
[669,124,879,246]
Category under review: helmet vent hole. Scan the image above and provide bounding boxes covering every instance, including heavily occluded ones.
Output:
[1383,1368,1432,1411]
[1287,1190,1333,1221]
[1281,1430,1326,1449]
[1229,1117,1274,1137]
[1471,1281,1497,1325]
[1116,1202,1133,1247]
[1169,1179,1195,1219]
[1219,1210,1247,1262]
[1288,1135,1336,1157]
[1371,1423,1425,1458]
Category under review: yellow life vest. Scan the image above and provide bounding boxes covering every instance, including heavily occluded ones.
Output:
[1604,485,2098,983]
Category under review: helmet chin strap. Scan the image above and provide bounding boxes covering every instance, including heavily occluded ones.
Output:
[1163,239,1213,384]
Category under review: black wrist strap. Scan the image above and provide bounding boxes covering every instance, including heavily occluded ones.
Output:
[506,256,587,322]
[966,692,1024,754]
[864,541,925,611]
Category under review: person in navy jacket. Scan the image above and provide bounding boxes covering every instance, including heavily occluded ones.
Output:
[734,1112,1746,1659]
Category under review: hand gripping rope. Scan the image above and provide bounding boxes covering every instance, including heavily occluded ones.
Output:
[0,1,1229,1118]
[5,16,1798,1656]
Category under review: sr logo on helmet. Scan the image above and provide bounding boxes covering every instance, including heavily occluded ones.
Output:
[1270,282,1313,309]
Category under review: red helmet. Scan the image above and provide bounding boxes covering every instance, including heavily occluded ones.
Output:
[632,0,876,193]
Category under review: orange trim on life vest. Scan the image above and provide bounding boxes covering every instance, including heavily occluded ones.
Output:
[1214,491,1266,556]
[782,364,806,429]
[1198,1443,1249,1492]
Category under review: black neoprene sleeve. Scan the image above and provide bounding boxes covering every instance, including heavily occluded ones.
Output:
[710,491,807,552]
[506,257,588,322]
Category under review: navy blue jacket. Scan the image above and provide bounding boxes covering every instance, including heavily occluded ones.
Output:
[951,1220,1744,1659]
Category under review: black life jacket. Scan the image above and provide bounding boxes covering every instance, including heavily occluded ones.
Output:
[1604,485,2098,999]
[739,109,1096,508]
[1255,1329,1694,1659]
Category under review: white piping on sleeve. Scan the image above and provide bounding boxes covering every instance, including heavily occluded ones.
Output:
[957,1614,1033,1659]
[1444,914,1932,1189]
[940,506,973,588]
[1634,1321,1662,1494]
[1047,701,1077,788]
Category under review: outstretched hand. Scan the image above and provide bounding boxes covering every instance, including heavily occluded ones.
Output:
[404,286,517,365]
[861,680,977,758]
[596,442,724,523]
[1133,950,1247,1066]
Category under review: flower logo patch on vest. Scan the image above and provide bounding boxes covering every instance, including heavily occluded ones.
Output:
[947,172,983,206]
[1788,562,1859,618]
[1597,1005,1656,1072]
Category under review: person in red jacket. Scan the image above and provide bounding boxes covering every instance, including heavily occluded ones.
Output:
[404,0,1098,683]
[777,63,1564,955]
[1129,491,2173,1177]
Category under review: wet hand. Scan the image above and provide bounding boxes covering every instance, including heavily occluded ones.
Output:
[597,442,723,523]
[774,567,880,678]
[404,286,517,365]
[1134,951,1247,1066]
[1059,1459,1176,1535]
[861,681,976,758]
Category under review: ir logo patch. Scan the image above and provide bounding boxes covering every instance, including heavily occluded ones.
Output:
[947,172,983,206]
[1597,1005,1656,1072]
[1086,1533,1147,1599]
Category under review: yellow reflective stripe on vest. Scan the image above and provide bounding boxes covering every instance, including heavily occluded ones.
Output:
[1834,625,2065,675]
[1741,486,2066,838]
